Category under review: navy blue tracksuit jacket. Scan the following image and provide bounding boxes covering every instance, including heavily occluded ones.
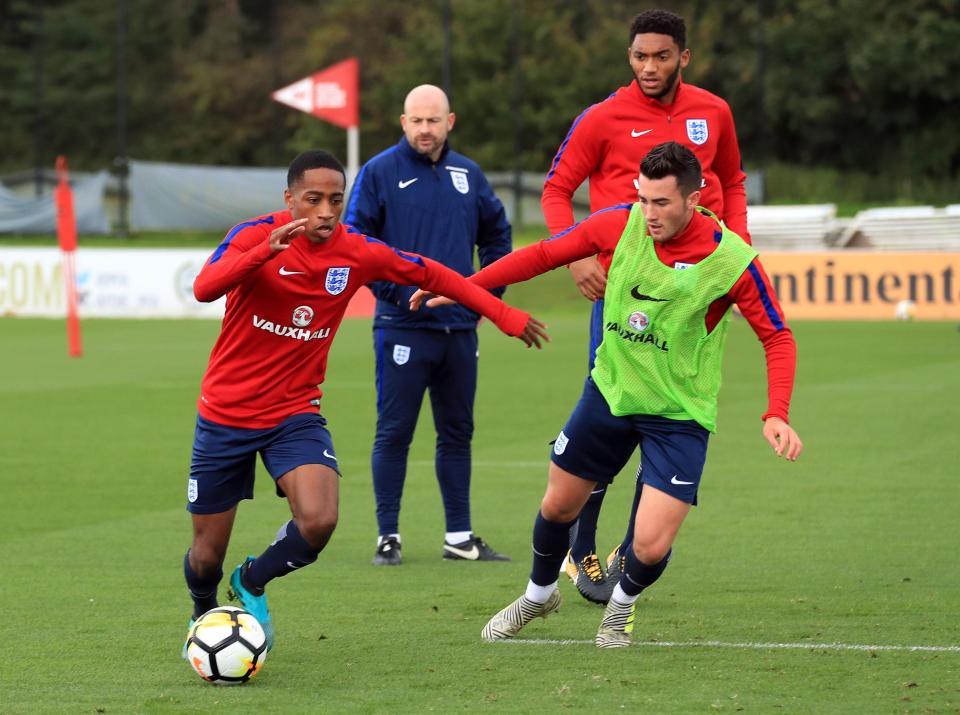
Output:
[344,137,512,330]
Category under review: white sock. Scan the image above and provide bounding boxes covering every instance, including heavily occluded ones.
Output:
[611,583,639,605]
[378,533,400,546]
[524,580,557,603]
[445,530,471,545]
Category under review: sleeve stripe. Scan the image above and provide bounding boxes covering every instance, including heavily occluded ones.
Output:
[544,105,594,181]
[209,216,275,264]
[344,144,399,224]
[343,163,370,225]
[394,248,425,267]
[747,262,785,331]
[547,203,633,241]
[544,91,615,182]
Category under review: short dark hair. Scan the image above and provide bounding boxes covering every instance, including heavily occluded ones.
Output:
[640,142,702,196]
[629,9,686,49]
[287,150,345,188]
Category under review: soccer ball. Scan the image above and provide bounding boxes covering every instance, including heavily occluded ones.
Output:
[186,606,267,685]
[895,299,915,321]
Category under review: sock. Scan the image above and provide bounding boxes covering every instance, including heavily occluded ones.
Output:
[378,533,401,546]
[530,511,577,586]
[619,547,672,598]
[184,551,221,619]
[570,485,606,561]
[525,579,557,603]
[445,530,471,545]
[245,520,322,592]
[610,582,639,605]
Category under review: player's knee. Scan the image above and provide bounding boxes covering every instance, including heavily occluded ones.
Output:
[189,543,227,576]
[631,534,671,564]
[297,510,338,548]
[373,428,414,450]
[540,498,580,524]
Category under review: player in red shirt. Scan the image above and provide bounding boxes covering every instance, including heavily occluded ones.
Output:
[541,9,751,602]
[412,142,801,648]
[181,150,547,655]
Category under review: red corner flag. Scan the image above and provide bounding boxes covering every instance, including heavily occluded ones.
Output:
[272,58,359,129]
[55,156,83,357]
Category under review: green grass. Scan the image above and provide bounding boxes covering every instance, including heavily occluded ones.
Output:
[2,296,959,712]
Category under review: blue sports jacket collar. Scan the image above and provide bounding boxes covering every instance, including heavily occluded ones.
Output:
[397,136,451,165]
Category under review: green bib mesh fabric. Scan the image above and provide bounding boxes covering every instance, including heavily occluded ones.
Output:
[591,204,757,432]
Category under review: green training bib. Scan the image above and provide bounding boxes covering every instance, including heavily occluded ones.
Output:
[591,204,757,432]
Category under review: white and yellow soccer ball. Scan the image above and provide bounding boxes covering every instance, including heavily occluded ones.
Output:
[186,606,267,685]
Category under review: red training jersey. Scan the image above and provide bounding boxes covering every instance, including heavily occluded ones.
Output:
[542,80,750,242]
[470,206,794,422]
[194,211,529,428]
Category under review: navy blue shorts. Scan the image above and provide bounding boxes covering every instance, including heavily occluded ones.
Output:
[187,413,340,515]
[550,377,710,504]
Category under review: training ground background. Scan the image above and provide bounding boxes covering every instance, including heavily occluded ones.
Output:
[2,268,958,713]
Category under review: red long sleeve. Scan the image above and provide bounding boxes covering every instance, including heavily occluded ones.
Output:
[541,81,751,243]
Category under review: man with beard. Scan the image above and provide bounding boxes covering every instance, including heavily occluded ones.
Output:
[411,142,800,648]
[541,9,751,604]
[345,85,514,567]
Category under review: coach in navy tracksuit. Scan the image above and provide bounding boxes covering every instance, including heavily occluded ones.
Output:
[345,84,513,566]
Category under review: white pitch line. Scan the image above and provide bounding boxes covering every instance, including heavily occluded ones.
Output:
[502,639,960,653]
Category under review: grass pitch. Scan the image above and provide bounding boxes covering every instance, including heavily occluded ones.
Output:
[2,299,959,712]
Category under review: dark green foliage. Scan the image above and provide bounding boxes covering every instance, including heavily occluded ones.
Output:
[0,0,957,200]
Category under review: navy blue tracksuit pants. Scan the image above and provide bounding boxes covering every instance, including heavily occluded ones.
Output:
[372,327,478,536]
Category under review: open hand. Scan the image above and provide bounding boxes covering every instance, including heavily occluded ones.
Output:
[762,416,803,461]
[269,218,308,252]
[569,256,607,302]
[518,316,550,349]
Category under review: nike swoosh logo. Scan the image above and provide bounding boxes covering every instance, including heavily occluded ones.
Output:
[444,544,480,559]
[286,561,302,569]
[398,178,418,189]
[323,449,337,461]
[671,475,694,486]
[279,267,305,276]
[630,286,671,302]
[631,129,653,137]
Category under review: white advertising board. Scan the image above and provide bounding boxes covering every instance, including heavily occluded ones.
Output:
[0,247,225,318]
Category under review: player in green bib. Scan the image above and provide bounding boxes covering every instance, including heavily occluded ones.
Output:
[411,142,803,648]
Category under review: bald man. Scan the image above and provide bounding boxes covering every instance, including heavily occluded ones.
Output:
[345,85,513,566]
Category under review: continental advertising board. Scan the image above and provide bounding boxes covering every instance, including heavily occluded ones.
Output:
[760,252,960,320]
[1,247,957,320]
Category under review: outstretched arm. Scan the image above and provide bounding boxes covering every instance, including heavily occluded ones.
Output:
[364,239,549,347]
[410,206,624,310]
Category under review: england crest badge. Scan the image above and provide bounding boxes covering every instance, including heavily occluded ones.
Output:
[324,267,350,295]
[393,345,411,365]
[686,118,709,145]
[449,169,469,195]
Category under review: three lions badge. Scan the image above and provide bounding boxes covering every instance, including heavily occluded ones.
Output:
[324,267,350,295]
[685,119,709,145]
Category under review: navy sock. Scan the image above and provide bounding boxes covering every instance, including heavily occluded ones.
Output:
[184,551,221,619]
[619,547,671,598]
[245,520,321,591]
[570,485,606,561]
[531,512,576,586]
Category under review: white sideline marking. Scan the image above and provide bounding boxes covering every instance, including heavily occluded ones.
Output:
[503,639,960,653]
